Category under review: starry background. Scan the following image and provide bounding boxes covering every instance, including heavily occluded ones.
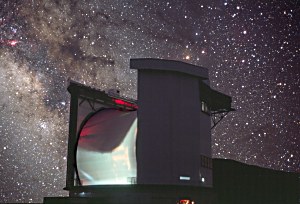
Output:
[0,0,299,202]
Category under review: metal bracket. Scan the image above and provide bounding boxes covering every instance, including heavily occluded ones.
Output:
[211,110,231,129]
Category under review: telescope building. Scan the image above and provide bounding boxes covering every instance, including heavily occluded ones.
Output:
[46,58,234,204]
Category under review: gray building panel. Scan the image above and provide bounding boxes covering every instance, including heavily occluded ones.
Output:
[133,63,212,186]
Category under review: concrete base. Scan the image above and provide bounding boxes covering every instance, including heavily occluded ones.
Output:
[44,185,214,204]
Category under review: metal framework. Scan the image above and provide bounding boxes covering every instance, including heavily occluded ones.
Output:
[210,109,235,129]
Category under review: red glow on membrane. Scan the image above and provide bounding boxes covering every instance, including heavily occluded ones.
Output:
[113,99,138,109]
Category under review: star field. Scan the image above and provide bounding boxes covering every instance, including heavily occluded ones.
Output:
[0,0,299,202]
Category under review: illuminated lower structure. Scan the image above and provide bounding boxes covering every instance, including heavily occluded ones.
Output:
[46,59,234,203]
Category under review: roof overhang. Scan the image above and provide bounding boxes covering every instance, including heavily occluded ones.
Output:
[130,58,208,79]
[199,81,234,113]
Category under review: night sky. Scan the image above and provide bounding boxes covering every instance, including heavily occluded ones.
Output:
[0,0,299,202]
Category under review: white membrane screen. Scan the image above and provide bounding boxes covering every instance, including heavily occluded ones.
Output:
[76,109,137,185]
